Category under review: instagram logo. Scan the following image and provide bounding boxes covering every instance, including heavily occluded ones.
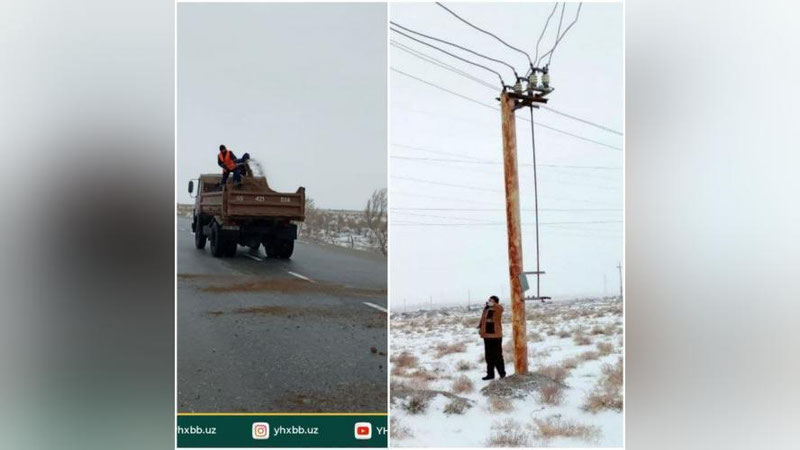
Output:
[252,422,270,440]
[354,422,372,440]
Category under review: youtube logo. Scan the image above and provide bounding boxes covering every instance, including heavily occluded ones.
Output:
[354,422,372,440]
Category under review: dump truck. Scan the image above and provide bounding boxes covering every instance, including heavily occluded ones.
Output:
[188,169,305,259]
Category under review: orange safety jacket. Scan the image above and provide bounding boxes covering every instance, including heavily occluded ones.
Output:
[218,150,236,171]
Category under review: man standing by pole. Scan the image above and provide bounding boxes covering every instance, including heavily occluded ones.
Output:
[478,295,506,380]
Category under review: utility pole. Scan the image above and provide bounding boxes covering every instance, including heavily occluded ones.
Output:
[467,289,471,311]
[500,91,528,374]
[617,262,623,301]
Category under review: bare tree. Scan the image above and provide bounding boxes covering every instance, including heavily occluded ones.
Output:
[364,188,387,255]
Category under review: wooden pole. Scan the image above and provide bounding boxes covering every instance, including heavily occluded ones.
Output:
[617,262,623,301]
[500,92,528,374]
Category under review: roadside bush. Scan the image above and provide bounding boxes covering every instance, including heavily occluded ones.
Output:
[537,383,564,405]
[404,393,429,414]
[451,375,474,394]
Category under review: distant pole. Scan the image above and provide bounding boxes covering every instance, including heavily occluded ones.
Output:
[617,262,623,301]
[604,274,608,298]
[468,290,471,310]
[500,91,528,375]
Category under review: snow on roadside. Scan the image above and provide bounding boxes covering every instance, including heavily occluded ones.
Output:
[390,298,623,447]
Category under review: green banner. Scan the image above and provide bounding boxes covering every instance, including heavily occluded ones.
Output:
[177,414,387,448]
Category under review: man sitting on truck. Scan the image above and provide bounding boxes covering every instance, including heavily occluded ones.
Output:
[217,144,250,188]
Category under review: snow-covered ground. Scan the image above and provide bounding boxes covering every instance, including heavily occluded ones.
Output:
[390,298,623,447]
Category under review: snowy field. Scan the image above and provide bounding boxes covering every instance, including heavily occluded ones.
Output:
[390,298,623,447]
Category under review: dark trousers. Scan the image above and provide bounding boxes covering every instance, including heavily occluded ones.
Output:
[220,166,243,186]
[484,338,506,378]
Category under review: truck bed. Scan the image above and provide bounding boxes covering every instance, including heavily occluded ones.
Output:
[196,175,305,222]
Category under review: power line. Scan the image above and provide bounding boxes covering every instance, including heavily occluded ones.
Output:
[547,3,566,67]
[391,67,622,151]
[391,27,506,86]
[392,220,622,226]
[534,3,560,71]
[391,154,622,170]
[392,207,621,212]
[539,3,583,66]
[540,105,623,136]
[392,175,504,193]
[390,21,518,79]
[391,41,622,136]
[391,40,498,91]
[436,2,533,67]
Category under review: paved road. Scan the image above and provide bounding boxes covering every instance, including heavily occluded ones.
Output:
[177,216,387,413]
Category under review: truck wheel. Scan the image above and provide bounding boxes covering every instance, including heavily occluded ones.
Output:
[277,239,294,259]
[224,239,237,257]
[263,240,277,259]
[194,220,207,250]
[210,222,225,257]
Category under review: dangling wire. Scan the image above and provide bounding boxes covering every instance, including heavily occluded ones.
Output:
[530,106,542,301]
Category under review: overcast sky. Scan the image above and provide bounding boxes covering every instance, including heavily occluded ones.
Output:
[389,2,623,310]
[177,3,386,209]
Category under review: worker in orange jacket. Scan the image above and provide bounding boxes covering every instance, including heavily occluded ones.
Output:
[217,144,249,188]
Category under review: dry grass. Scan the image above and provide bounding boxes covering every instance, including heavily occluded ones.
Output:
[391,365,409,377]
[561,357,579,369]
[488,395,514,412]
[558,329,572,338]
[579,350,600,362]
[573,333,592,346]
[583,358,623,413]
[391,351,418,368]
[596,341,615,356]
[528,331,544,342]
[537,383,565,405]
[456,360,474,371]
[443,399,468,415]
[451,375,475,394]
[531,416,601,443]
[537,364,570,383]
[390,416,412,440]
[408,368,438,382]
[590,325,607,335]
[486,420,529,447]
[404,393,430,414]
[435,341,467,358]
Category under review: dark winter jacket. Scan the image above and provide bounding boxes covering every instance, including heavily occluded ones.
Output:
[478,304,504,339]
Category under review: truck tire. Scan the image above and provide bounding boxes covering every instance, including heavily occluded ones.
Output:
[210,222,226,257]
[224,239,237,257]
[194,219,207,250]
[263,240,277,259]
[277,239,294,259]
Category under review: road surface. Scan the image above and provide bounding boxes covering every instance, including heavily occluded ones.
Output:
[177,216,387,413]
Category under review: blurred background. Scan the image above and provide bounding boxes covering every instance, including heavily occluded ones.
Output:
[1,0,799,449]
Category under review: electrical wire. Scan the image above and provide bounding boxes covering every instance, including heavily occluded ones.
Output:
[435,2,533,66]
[539,3,583,66]
[391,41,623,135]
[392,207,622,212]
[390,21,518,79]
[391,154,621,170]
[391,27,506,86]
[533,3,560,72]
[391,40,498,91]
[391,67,622,151]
